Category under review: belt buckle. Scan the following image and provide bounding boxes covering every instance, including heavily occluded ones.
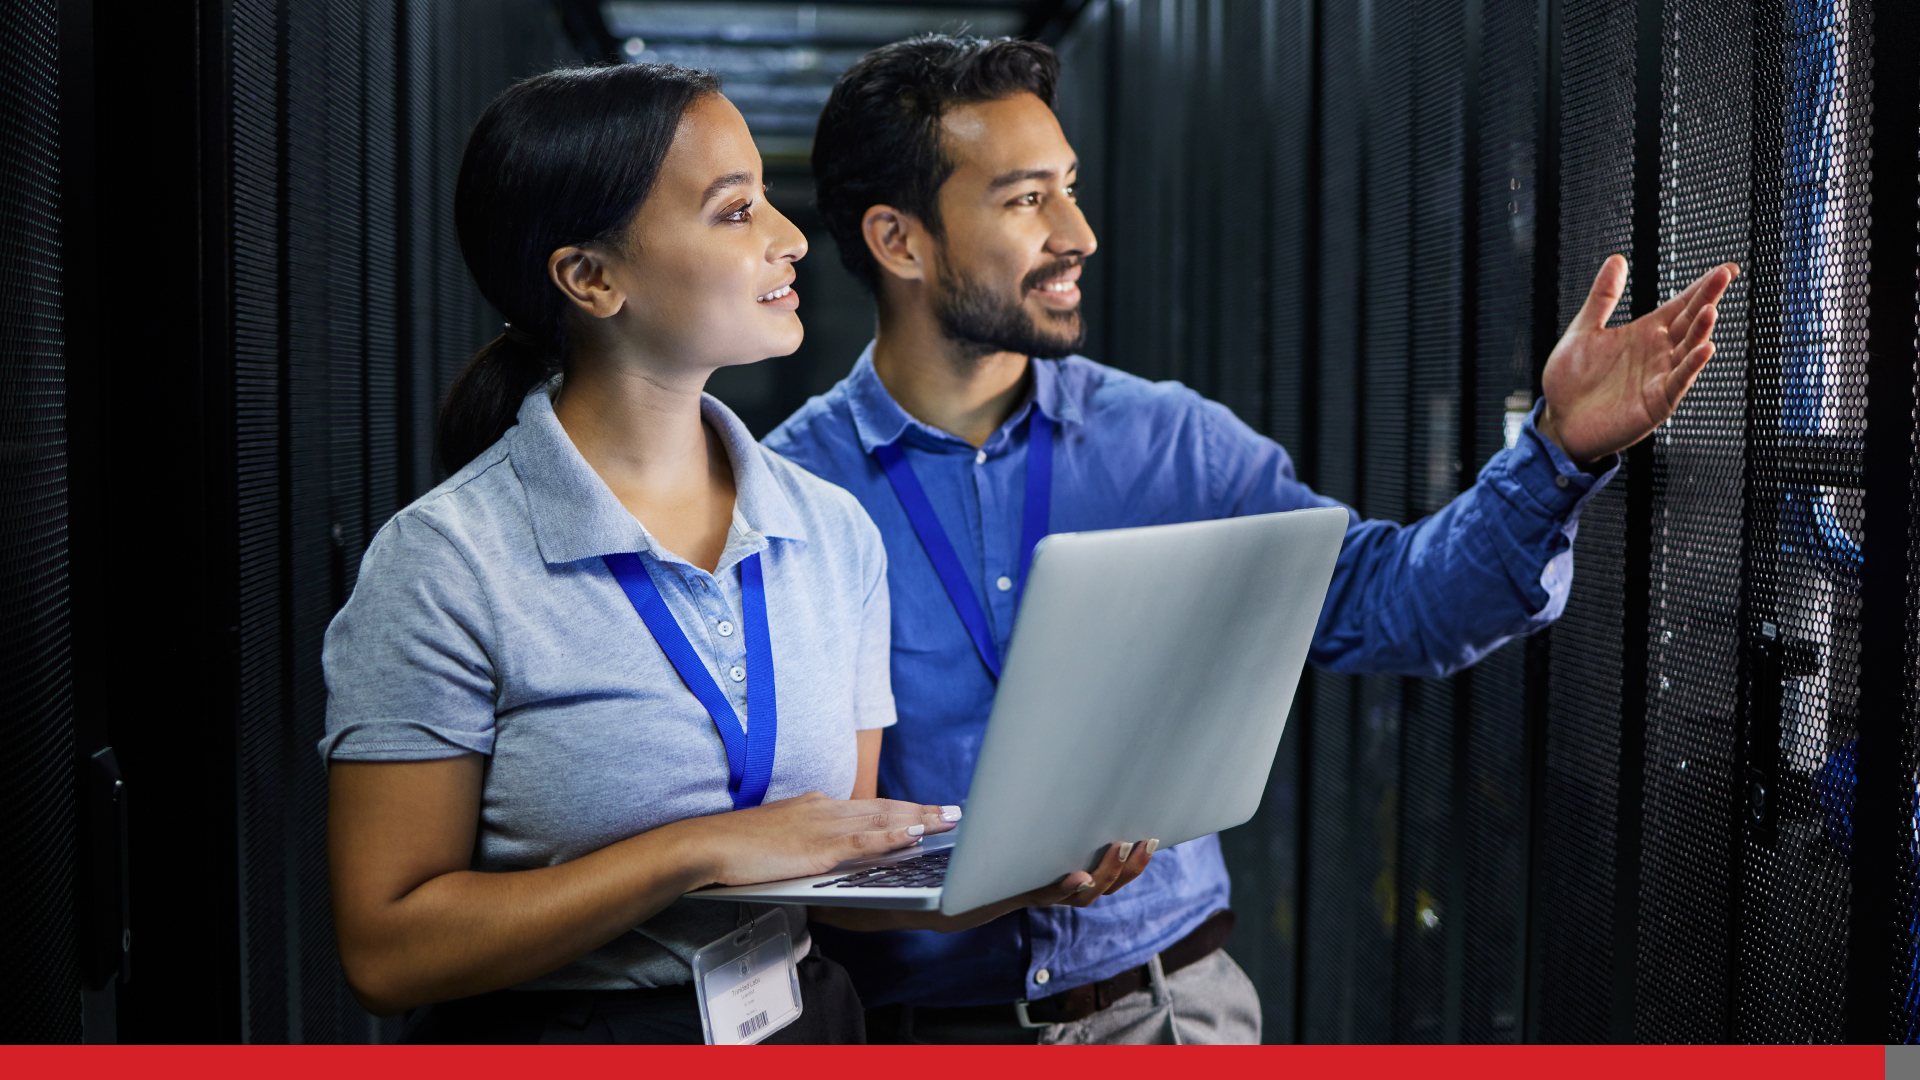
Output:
[1013,1000,1049,1029]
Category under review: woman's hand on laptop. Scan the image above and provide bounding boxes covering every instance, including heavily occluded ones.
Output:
[677,792,960,888]
[811,837,1158,934]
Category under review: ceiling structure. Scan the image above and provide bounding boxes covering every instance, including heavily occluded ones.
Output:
[593,1,1064,160]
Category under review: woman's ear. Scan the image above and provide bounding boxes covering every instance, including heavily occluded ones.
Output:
[548,245,628,319]
[860,205,928,284]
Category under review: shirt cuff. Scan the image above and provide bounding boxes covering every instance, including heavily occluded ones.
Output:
[317,719,495,766]
[1481,400,1620,519]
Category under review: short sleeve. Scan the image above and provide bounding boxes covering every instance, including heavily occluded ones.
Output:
[850,513,897,732]
[318,513,500,764]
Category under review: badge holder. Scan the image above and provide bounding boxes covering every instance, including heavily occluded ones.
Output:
[692,907,804,1045]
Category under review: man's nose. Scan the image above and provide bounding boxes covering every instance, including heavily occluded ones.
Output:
[1048,198,1098,259]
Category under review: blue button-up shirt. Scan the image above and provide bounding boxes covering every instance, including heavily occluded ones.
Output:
[765,345,1615,1008]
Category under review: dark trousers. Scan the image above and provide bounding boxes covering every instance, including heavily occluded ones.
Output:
[398,946,865,1044]
[865,1002,1042,1045]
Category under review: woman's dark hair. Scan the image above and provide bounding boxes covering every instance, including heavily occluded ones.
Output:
[437,63,721,473]
[812,35,1058,293]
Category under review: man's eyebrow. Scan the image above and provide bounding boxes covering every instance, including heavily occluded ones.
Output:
[988,165,1068,190]
[702,171,756,204]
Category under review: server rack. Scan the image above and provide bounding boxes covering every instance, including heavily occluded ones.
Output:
[1056,0,1920,1044]
[2,0,588,1042]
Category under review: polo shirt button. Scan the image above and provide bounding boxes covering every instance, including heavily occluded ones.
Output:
[1035,969,1051,985]
[729,665,746,682]
[996,576,1013,592]
[718,620,735,637]
[1555,475,1570,489]
[975,449,987,465]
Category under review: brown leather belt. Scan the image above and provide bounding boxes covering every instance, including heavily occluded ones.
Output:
[1015,908,1235,1026]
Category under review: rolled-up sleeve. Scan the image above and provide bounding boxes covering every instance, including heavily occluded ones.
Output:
[318,514,500,764]
[1204,398,1618,678]
[851,513,897,732]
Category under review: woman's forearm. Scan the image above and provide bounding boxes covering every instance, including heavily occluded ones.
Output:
[330,757,952,1015]
[338,817,715,1015]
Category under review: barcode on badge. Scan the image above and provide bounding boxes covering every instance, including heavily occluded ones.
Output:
[737,1011,770,1040]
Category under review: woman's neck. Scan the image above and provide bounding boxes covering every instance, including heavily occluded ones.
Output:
[553,348,737,573]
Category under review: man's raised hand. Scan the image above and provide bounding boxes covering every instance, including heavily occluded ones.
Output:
[1537,254,1739,465]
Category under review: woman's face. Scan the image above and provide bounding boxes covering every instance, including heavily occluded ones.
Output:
[594,93,807,370]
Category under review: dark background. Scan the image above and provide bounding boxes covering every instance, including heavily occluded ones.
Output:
[4,0,1918,1044]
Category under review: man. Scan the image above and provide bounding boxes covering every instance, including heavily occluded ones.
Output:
[766,36,1734,1044]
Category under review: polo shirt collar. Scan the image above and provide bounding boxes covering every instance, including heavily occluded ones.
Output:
[845,340,1082,455]
[510,380,807,567]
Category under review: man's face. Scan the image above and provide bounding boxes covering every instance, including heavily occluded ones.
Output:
[926,92,1098,359]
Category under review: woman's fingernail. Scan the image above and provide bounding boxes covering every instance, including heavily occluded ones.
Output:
[941,805,963,822]
[1075,879,1098,893]
[1115,842,1136,862]
[1144,839,1160,856]
[906,824,925,837]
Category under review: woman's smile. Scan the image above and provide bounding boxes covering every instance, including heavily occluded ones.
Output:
[756,279,799,311]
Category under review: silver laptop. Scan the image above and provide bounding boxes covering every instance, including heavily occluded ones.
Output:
[685,506,1347,917]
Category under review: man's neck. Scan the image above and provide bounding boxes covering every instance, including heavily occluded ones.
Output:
[871,307,1031,449]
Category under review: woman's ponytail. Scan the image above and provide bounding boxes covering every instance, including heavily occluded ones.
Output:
[435,327,558,473]
[437,63,720,474]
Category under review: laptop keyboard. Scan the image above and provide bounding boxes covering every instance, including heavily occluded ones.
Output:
[813,848,950,890]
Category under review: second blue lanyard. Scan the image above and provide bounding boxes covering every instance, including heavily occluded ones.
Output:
[872,409,1053,680]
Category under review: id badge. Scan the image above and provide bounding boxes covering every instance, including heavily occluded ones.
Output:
[692,907,803,1045]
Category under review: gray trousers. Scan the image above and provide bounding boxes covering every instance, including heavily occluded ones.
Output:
[1036,950,1262,1045]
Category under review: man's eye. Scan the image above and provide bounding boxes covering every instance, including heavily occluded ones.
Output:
[1065,184,1078,200]
[1017,192,1041,207]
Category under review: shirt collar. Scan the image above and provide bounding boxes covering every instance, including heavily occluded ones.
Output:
[844,340,1083,454]
[510,380,807,567]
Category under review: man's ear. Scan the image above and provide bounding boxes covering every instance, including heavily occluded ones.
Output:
[860,205,929,284]
[548,245,627,320]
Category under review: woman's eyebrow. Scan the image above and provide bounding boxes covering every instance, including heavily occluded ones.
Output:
[702,171,756,204]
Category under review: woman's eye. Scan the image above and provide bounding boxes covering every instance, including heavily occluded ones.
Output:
[1065,184,1078,200]
[1016,192,1041,207]
[721,200,753,222]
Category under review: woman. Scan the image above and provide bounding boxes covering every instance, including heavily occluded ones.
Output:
[322,63,1149,1044]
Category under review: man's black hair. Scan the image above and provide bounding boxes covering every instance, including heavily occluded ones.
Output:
[812,35,1059,293]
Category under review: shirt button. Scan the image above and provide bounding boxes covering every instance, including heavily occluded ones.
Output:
[717,620,735,637]
[1554,475,1570,489]
[1034,969,1051,985]
[729,665,746,682]
[975,449,987,465]
[996,576,1013,592]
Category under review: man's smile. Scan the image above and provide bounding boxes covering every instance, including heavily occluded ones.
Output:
[1028,263,1083,308]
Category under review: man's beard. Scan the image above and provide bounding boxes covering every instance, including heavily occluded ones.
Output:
[931,253,1085,361]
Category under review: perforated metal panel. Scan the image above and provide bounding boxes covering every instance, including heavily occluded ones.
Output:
[1459,0,1541,1043]
[1532,0,1638,1044]
[1060,0,1546,1044]
[225,0,581,1042]
[1036,0,1920,1045]
[0,0,78,1043]
[1897,1,1920,1037]
[1391,0,1464,1042]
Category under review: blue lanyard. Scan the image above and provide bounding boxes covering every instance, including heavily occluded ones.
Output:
[603,551,778,809]
[872,409,1053,680]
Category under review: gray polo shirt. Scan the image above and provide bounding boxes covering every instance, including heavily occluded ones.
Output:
[320,383,895,990]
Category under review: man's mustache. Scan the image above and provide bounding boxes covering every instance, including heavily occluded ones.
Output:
[1022,257,1085,294]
